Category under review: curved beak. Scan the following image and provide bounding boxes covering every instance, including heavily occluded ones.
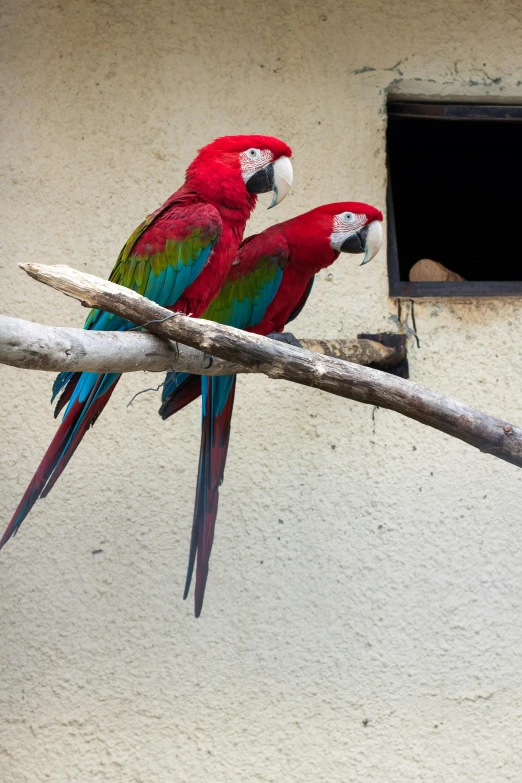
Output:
[340,220,383,265]
[267,155,293,208]
[245,155,293,208]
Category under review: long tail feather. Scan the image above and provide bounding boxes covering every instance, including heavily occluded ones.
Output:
[1,372,119,548]
[184,374,236,617]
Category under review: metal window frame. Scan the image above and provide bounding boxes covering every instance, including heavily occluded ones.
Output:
[387,102,522,299]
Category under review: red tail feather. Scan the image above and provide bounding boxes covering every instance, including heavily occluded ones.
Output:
[41,384,117,498]
[185,377,236,617]
[1,377,118,549]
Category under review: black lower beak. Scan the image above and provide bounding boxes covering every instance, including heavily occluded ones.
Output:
[245,163,274,195]
[340,225,369,254]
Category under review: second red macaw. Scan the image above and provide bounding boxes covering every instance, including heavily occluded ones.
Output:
[160,202,383,616]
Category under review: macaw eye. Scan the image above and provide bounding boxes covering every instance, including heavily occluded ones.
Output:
[344,212,355,221]
[246,148,262,160]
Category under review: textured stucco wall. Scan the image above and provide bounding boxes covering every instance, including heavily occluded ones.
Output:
[2,1,522,781]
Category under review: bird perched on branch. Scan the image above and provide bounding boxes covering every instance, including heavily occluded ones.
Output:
[160,202,383,615]
[2,134,293,548]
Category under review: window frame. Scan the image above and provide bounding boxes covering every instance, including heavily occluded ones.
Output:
[387,101,522,299]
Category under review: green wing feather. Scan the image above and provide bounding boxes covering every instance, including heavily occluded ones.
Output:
[84,202,221,331]
[202,233,289,329]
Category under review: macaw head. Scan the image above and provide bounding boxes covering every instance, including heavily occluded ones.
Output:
[186,135,293,216]
[327,202,383,265]
[284,202,383,272]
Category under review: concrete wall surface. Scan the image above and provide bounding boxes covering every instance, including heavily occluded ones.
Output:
[1,1,522,781]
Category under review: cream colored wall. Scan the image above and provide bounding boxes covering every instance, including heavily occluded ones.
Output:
[2,1,522,780]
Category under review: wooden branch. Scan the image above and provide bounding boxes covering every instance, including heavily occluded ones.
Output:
[409,258,466,283]
[275,336,404,368]
[17,262,522,469]
[0,315,399,375]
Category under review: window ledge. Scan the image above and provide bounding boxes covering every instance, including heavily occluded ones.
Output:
[390,281,522,299]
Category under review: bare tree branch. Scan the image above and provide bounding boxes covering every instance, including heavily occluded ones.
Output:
[0,315,399,375]
[16,262,522,469]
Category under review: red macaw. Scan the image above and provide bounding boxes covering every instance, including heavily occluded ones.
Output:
[1,135,293,548]
[160,202,383,615]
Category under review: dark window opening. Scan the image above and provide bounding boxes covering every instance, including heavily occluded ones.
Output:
[387,101,522,297]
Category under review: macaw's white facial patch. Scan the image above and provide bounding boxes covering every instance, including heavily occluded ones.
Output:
[330,212,368,251]
[240,148,273,181]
